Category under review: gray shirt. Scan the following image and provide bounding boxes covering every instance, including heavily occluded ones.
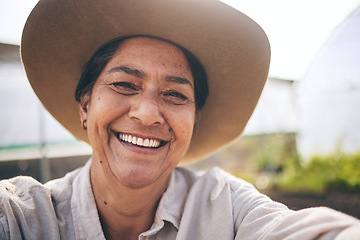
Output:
[1,160,359,239]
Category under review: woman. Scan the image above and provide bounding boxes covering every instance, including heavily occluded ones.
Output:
[1,0,359,239]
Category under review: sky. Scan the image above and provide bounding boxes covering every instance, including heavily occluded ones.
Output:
[1,0,360,80]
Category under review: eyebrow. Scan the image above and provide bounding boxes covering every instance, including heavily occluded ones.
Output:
[108,66,193,88]
[108,66,145,79]
[165,76,194,89]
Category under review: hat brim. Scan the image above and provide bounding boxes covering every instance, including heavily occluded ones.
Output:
[21,0,270,162]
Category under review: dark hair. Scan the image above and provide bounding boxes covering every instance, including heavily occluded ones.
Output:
[75,36,209,112]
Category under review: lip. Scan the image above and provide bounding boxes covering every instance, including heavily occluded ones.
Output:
[114,131,170,154]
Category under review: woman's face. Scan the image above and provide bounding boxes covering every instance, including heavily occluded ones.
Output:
[80,37,195,188]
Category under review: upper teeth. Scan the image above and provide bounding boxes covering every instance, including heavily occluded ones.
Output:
[119,134,161,148]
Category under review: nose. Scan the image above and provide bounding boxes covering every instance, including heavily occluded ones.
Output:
[128,94,165,126]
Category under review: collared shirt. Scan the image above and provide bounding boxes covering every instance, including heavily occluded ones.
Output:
[0,159,359,239]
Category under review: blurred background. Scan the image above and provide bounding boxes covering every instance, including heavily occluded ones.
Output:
[1,0,360,218]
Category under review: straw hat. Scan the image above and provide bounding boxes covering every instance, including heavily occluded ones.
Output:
[21,0,270,162]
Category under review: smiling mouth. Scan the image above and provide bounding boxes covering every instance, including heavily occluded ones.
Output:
[117,133,166,148]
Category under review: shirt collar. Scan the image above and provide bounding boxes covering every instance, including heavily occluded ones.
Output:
[142,167,193,237]
[71,160,106,239]
[71,160,192,238]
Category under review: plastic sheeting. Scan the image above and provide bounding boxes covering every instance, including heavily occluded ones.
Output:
[0,52,91,161]
[296,6,360,158]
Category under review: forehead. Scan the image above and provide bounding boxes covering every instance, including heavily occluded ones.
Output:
[118,36,186,56]
[107,37,193,77]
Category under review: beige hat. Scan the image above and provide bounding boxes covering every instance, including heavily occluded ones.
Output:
[21,0,270,162]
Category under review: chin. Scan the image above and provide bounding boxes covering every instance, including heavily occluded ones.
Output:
[114,165,167,189]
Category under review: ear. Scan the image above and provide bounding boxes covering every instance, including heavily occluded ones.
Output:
[79,94,91,124]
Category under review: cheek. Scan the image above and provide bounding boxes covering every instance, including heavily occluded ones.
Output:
[171,109,195,143]
[89,92,128,120]
[168,114,194,167]
[86,94,128,142]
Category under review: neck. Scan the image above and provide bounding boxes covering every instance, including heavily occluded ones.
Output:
[90,159,170,240]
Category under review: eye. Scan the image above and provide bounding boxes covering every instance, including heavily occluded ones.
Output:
[162,90,189,105]
[111,82,139,95]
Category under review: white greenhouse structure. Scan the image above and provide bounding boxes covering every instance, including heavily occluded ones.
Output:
[296,6,360,158]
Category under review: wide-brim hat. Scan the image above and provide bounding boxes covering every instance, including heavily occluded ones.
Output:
[21,0,270,163]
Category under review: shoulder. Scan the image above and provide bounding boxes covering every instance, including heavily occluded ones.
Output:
[0,175,53,217]
[0,176,54,238]
[0,175,50,205]
[176,166,263,200]
[0,166,84,239]
[163,168,360,239]
[172,167,287,239]
[176,166,286,216]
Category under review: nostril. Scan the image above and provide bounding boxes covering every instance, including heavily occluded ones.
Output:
[128,100,164,126]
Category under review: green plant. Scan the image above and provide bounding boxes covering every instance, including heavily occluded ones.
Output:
[249,133,299,173]
[275,152,360,194]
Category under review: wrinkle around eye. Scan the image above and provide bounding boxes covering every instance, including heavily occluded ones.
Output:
[110,82,140,95]
[162,91,192,105]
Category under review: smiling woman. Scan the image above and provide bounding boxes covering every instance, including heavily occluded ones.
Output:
[1,0,359,239]
[81,37,197,193]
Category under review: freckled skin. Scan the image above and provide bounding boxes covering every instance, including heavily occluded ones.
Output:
[80,37,196,189]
